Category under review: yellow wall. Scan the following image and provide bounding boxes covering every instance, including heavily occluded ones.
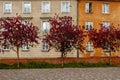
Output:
[78,0,120,57]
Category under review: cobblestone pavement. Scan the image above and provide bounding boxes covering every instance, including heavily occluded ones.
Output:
[0,68,120,80]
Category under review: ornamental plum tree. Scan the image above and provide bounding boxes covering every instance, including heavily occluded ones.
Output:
[88,25,120,64]
[45,15,85,66]
[0,15,39,68]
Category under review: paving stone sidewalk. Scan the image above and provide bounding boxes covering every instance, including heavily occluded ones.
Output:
[0,68,120,80]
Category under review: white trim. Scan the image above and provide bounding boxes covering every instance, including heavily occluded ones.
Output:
[2,43,10,51]
[3,1,12,13]
[85,2,92,13]
[41,41,49,51]
[22,1,31,14]
[61,1,70,13]
[41,1,51,13]
[42,21,50,32]
[22,44,29,51]
[102,21,110,28]
[85,21,93,31]
[102,3,109,14]
[86,41,94,52]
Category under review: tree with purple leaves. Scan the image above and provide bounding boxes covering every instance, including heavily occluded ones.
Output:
[88,25,120,64]
[45,15,85,66]
[0,15,39,68]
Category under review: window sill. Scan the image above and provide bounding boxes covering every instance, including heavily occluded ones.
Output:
[85,29,92,32]
[23,12,31,14]
[103,50,110,52]
[4,12,12,14]
[85,12,93,14]
[61,12,70,14]
[41,12,50,14]
[102,13,110,14]
[86,50,94,52]
[41,50,49,52]
[3,49,10,52]
[22,49,29,52]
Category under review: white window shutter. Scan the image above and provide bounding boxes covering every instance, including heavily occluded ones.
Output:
[42,2,50,13]
[4,2,12,13]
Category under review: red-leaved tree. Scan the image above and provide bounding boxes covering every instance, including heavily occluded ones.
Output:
[88,25,120,64]
[0,15,39,68]
[45,15,85,66]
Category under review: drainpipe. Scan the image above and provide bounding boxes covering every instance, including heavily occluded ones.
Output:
[77,0,78,25]
[76,0,79,58]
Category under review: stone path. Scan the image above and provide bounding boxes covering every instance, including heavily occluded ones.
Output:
[0,68,120,80]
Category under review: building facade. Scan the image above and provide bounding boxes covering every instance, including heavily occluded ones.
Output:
[0,0,120,59]
[78,0,120,57]
[0,0,78,58]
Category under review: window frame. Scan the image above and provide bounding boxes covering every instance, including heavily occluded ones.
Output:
[2,42,10,51]
[85,2,92,13]
[61,1,70,13]
[85,21,93,31]
[103,42,110,52]
[102,21,110,28]
[41,1,51,13]
[3,1,12,13]
[86,41,94,52]
[102,3,109,14]
[22,44,29,51]
[22,1,31,14]
[41,41,49,52]
[42,21,50,33]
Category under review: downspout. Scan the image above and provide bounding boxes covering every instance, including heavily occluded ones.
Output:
[77,0,78,25]
[76,0,79,58]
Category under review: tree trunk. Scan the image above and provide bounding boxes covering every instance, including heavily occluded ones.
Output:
[61,52,64,67]
[16,47,20,68]
[109,51,112,65]
[77,49,79,58]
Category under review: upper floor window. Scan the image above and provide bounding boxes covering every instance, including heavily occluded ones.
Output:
[42,21,50,33]
[86,42,93,52]
[85,2,92,13]
[23,2,31,13]
[4,2,12,13]
[102,3,109,14]
[61,1,70,13]
[103,22,110,28]
[42,1,50,13]
[22,44,29,51]
[85,21,93,31]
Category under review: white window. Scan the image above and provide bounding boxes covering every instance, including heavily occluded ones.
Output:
[102,3,109,14]
[4,2,12,13]
[85,2,92,13]
[42,1,50,13]
[103,22,110,28]
[61,1,70,13]
[23,2,31,13]
[42,21,50,33]
[85,21,93,31]
[42,41,49,51]
[86,42,93,52]
[2,42,10,50]
[22,44,29,51]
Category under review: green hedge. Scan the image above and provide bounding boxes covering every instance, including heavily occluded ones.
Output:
[0,61,116,69]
